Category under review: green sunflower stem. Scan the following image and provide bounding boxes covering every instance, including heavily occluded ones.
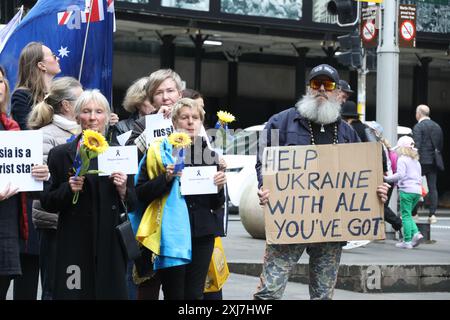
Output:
[72,191,80,204]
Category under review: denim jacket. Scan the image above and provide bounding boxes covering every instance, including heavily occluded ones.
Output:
[256,107,361,188]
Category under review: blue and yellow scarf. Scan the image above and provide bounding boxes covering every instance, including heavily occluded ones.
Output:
[136,138,191,270]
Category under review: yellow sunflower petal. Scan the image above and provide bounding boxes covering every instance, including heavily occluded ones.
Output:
[217,110,235,124]
[168,132,192,148]
[82,129,109,154]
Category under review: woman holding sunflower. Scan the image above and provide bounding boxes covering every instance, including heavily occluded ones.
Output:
[135,98,227,300]
[41,90,136,299]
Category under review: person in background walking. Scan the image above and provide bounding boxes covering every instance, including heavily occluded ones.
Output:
[413,104,444,224]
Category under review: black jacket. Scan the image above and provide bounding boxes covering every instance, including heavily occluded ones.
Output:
[413,118,443,166]
[11,88,32,130]
[110,112,139,145]
[41,137,137,299]
[136,137,225,238]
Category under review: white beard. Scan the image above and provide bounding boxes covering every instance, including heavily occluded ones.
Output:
[296,93,341,125]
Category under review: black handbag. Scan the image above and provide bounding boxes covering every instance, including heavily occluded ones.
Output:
[116,211,141,261]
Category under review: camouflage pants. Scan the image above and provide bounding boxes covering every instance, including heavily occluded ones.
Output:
[253,242,342,300]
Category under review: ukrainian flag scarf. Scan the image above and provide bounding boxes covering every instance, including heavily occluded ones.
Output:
[136,138,191,270]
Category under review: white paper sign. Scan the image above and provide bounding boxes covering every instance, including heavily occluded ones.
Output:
[145,113,174,146]
[0,131,43,192]
[116,130,132,146]
[180,166,218,196]
[97,146,138,176]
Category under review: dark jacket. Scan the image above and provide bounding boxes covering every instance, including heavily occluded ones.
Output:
[11,88,32,130]
[136,137,225,238]
[110,112,139,145]
[349,119,369,142]
[0,119,21,276]
[413,118,444,166]
[125,115,146,148]
[256,107,361,188]
[41,137,137,299]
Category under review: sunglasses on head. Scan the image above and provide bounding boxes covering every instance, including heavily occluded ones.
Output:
[309,79,336,91]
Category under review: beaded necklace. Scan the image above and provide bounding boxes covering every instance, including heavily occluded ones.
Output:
[308,121,338,145]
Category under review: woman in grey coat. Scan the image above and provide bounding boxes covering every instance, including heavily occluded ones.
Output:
[27,77,83,300]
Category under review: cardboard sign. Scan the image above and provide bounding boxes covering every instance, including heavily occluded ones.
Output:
[262,142,385,245]
[145,113,174,146]
[97,146,138,176]
[0,130,43,192]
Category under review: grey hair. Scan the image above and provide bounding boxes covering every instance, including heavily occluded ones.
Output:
[74,89,111,132]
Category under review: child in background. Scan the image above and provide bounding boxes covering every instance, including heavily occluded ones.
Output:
[384,136,424,249]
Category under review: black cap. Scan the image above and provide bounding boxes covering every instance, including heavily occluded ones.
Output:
[339,80,354,94]
[308,64,340,84]
[341,101,358,118]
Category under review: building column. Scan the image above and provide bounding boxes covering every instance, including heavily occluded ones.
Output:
[412,57,432,108]
[190,34,208,91]
[158,34,176,69]
[293,47,309,97]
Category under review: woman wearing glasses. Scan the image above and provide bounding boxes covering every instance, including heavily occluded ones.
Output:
[11,42,61,130]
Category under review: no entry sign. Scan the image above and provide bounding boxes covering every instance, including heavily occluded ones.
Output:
[399,4,417,48]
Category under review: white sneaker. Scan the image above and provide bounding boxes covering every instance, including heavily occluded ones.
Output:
[411,232,424,248]
[428,215,437,224]
[395,241,413,249]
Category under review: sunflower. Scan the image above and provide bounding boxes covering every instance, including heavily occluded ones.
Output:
[217,110,235,124]
[168,132,192,148]
[82,129,109,154]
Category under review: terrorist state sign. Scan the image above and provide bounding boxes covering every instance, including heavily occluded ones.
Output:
[262,142,385,244]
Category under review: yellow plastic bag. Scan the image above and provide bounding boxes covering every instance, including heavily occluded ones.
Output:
[204,237,230,293]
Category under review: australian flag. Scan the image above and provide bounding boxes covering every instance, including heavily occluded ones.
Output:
[0,0,114,103]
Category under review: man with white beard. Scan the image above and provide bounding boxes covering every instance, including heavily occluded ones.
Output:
[254,64,390,300]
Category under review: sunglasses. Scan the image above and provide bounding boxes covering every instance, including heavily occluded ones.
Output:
[309,79,336,91]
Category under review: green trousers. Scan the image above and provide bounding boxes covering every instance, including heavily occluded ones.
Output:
[399,191,421,242]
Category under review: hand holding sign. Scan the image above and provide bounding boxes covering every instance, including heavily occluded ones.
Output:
[0,182,19,201]
[110,172,127,200]
[31,164,49,181]
[258,187,270,206]
[213,171,227,191]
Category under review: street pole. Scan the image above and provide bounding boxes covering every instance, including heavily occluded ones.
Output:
[376,0,400,239]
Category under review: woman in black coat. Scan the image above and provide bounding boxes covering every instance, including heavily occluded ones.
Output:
[136,98,226,300]
[0,67,49,299]
[41,90,136,300]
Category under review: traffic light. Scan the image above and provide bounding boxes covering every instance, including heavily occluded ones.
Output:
[336,30,362,69]
[327,0,359,26]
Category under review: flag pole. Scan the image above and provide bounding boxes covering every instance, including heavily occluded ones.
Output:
[79,0,95,82]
